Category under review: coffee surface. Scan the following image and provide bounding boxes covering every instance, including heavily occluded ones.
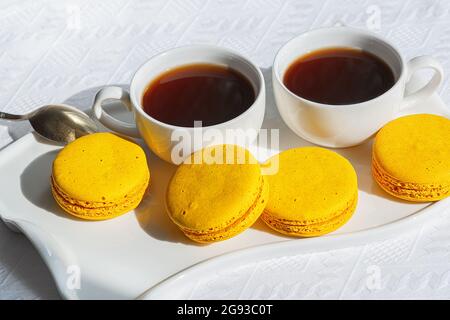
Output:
[142,64,255,127]
[283,47,395,105]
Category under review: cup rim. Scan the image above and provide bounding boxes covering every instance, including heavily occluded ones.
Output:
[273,26,406,109]
[129,44,265,130]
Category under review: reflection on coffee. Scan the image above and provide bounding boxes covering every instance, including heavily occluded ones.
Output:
[283,47,395,105]
[142,63,255,127]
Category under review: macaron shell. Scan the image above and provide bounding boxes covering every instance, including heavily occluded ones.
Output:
[372,114,450,202]
[181,176,269,243]
[264,147,358,224]
[167,145,263,234]
[51,132,150,220]
[52,132,150,204]
[373,114,450,185]
[372,155,448,201]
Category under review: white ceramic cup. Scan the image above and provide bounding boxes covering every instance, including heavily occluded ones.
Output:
[273,27,444,148]
[92,45,265,163]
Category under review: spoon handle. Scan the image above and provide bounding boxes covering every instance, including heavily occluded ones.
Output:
[0,112,27,120]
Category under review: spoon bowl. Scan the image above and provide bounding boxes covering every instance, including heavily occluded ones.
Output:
[0,104,98,144]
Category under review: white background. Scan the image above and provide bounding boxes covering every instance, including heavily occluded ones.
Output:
[0,0,450,299]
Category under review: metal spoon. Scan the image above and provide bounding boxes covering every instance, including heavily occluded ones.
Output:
[0,104,98,144]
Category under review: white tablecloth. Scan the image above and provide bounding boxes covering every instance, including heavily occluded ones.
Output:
[1,0,450,299]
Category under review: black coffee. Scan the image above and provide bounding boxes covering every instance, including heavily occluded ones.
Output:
[283,47,395,105]
[142,64,255,127]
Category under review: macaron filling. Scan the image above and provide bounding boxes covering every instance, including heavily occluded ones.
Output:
[51,179,147,219]
[173,176,268,242]
[51,175,148,208]
[372,155,449,201]
[262,192,357,236]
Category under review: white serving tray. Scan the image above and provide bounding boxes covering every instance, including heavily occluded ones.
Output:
[0,76,449,299]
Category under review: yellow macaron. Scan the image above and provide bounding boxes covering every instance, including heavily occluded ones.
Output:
[166,144,269,243]
[372,114,450,202]
[262,147,358,237]
[51,132,150,220]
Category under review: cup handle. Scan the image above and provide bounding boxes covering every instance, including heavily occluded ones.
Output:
[91,86,140,138]
[401,56,443,110]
